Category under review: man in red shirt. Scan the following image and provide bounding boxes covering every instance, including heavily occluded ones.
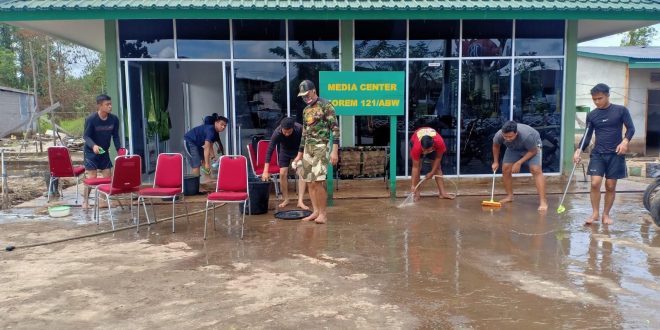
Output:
[410,127,455,201]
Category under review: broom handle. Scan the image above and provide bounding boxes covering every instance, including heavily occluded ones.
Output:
[490,170,496,201]
[559,123,590,206]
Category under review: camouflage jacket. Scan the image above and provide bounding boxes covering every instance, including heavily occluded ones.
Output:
[299,97,340,151]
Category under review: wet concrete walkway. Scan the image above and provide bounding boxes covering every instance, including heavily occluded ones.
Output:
[0,182,659,328]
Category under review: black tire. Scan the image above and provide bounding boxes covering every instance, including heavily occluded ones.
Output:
[651,195,660,228]
[643,180,660,211]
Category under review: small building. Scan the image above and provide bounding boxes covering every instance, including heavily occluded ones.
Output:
[577,46,660,156]
[0,86,35,137]
[1,1,659,176]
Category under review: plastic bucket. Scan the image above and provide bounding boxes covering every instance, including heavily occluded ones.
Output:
[240,179,271,215]
[183,175,200,196]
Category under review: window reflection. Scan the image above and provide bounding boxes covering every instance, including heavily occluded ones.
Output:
[409,20,460,58]
[233,62,287,157]
[408,60,459,175]
[460,59,511,174]
[119,20,174,58]
[288,20,339,60]
[462,20,512,57]
[289,62,340,124]
[355,20,406,58]
[176,19,230,59]
[233,20,286,59]
[513,58,563,172]
[515,20,565,56]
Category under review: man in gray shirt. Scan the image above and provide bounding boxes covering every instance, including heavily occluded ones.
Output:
[492,120,547,211]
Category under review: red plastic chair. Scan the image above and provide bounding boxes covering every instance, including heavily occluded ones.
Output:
[136,153,189,233]
[96,155,142,230]
[84,147,128,220]
[47,146,85,203]
[204,155,250,240]
[247,141,281,196]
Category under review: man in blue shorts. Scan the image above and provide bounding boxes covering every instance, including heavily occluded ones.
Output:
[574,83,635,225]
[492,121,547,211]
[183,115,228,178]
[261,117,308,209]
[82,94,121,209]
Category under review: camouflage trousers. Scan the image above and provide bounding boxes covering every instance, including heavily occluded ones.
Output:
[302,143,329,182]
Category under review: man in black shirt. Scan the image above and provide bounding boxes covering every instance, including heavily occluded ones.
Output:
[262,117,308,209]
[573,83,635,225]
[82,94,121,209]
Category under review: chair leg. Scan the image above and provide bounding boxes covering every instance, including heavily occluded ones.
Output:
[212,204,217,231]
[75,177,80,204]
[136,196,141,232]
[203,201,209,240]
[182,195,190,224]
[129,194,134,225]
[107,195,115,230]
[96,191,101,226]
[142,198,151,225]
[47,177,53,202]
[241,201,247,239]
[171,197,176,233]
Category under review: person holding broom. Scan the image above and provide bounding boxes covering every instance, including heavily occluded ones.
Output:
[573,83,635,225]
[410,127,455,202]
[491,120,548,211]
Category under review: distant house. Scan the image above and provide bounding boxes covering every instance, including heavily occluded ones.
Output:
[577,46,660,156]
[0,86,35,137]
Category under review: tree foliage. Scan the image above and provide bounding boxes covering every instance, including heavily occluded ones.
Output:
[620,26,658,47]
[0,23,105,124]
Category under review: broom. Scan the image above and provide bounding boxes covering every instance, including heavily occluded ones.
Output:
[481,170,501,207]
[557,123,590,214]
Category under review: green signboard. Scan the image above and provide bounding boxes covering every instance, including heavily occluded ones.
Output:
[319,71,405,116]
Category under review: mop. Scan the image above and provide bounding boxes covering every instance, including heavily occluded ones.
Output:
[557,123,590,214]
[397,175,458,208]
[481,170,501,208]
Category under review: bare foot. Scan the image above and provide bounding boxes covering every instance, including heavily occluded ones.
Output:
[82,202,90,210]
[278,199,290,208]
[302,212,319,222]
[538,201,548,211]
[602,214,613,225]
[499,196,514,203]
[297,202,310,210]
[314,215,327,224]
[439,193,456,200]
[584,214,600,225]
[413,192,421,202]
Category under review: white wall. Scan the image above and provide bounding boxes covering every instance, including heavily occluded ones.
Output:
[167,62,227,154]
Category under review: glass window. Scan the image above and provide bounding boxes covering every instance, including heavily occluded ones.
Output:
[176,19,230,59]
[409,20,460,58]
[355,20,406,59]
[513,58,563,173]
[233,61,287,158]
[119,20,174,58]
[354,61,406,175]
[515,20,565,56]
[462,20,512,57]
[289,62,340,123]
[233,20,286,59]
[408,60,459,175]
[460,59,511,174]
[288,20,339,60]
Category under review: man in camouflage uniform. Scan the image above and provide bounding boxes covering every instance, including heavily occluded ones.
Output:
[293,80,340,224]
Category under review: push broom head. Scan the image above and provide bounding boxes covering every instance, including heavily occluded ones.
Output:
[481,200,502,208]
[556,205,566,214]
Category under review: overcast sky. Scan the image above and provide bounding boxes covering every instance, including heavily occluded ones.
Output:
[578,23,660,47]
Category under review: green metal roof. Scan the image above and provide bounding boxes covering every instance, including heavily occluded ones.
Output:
[578,46,660,69]
[1,0,660,21]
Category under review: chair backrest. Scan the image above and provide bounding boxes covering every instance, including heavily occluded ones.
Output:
[111,155,142,191]
[257,140,278,167]
[246,143,258,171]
[154,153,183,190]
[216,155,248,193]
[47,146,75,177]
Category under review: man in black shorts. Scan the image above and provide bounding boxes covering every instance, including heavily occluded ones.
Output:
[261,117,308,209]
[574,83,635,225]
[82,94,121,209]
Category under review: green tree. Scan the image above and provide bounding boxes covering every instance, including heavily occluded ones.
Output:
[620,26,658,46]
